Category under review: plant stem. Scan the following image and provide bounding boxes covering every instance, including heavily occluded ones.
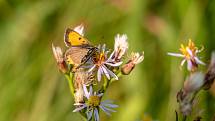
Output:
[175,110,179,121]
[65,73,75,96]
[65,73,88,120]
[101,72,122,93]
[182,116,187,121]
[79,112,88,121]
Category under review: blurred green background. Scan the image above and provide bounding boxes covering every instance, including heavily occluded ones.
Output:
[0,0,215,121]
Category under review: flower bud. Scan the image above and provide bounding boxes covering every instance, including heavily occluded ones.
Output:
[121,61,135,75]
[121,52,144,75]
[184,72,204,93]
[52,43,68,73]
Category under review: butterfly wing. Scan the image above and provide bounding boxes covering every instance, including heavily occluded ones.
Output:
[64,28,89,47]
[64,47,90,65]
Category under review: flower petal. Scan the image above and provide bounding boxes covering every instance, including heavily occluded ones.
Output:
[94,108,100,121]
[101,102,118,108]
[167,53,184,57]
[88,65,96,72]
[89,86,93,96]
[102,100,113,104]
[194,57,205,65]
[106,51,115,62]
[86,110,93,121]
[102,44,106,53]
[97,67,103,81]
[186,48,193,57]
[83,84,90,99]
[101,105,116,113]
[187,60,193,71]
[134,54,144,64]
[106,61,123,67]
[114,34,128,51]
[180,59,186,66]
[101,66,110,80]
[103,66,118,80]
[99,105,111,116]
[73,104,87,112]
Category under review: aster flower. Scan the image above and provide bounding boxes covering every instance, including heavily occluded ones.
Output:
[73,85,118,121]
[168,39,205,71]
[121,52,144,75]
[88,44,123,81]
[114,34,128,61]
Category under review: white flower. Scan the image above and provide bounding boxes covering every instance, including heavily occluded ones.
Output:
[130,52,144,64]
[114,34,128,60]
[73,85,118,121]
[168,39,205,71]
[74,24,84,36]
[88,44,123,81]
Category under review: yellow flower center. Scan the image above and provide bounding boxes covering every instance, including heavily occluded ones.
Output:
[179,39,197,59]
[93,52,106,66]
[88,95,100,107]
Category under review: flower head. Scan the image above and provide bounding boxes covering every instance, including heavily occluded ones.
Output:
[129,52,145,64]
[121,52,144,75]
[114,34,128,61]
[168,39,205,71]
[89,44,123,81]
[73,85,118,121]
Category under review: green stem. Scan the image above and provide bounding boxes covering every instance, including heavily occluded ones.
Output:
[102,72,122,93]
[65,73,87,119]
[65,73,75,96]
[182,116,187,121]
[80,112,88,121]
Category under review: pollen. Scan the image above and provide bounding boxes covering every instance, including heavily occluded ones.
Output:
[93,52,106,66]
[179,39,197,59]
[99,52,106,62]
[88,95,100,107]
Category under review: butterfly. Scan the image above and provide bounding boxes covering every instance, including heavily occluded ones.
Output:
[64,27,97,70]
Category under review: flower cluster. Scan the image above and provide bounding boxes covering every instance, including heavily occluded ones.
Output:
[168,39,205,71]
[52,24,144,121]
[168,40,215,120]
